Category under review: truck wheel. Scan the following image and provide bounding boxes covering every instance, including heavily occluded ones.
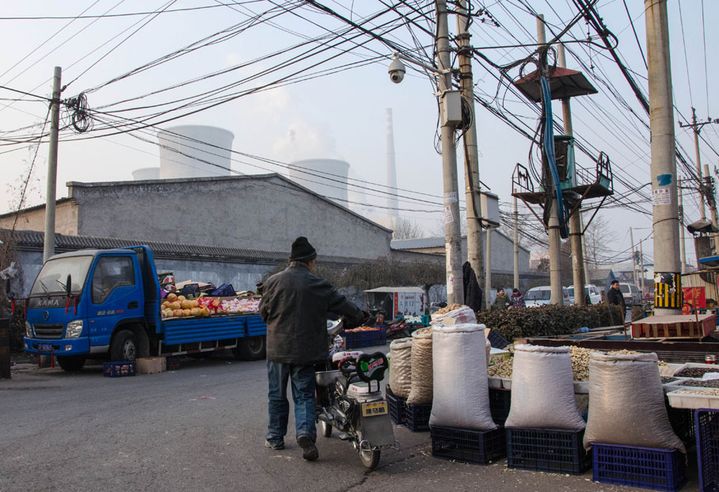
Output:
[233,336,266,360]
[111,329,138,361]
[57,356,86,372]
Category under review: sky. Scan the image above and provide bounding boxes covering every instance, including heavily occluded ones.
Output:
[0,0,717,271]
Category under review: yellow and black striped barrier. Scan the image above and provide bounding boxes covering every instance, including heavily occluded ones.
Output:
[654,272,682,309]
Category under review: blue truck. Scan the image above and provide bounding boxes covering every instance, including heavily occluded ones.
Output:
[23,245,267,371]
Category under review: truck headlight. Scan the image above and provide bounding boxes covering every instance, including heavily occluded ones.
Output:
[25,321,34,337]
[66,320,83,338]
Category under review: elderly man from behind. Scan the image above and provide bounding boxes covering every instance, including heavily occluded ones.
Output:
[259,236,366,461]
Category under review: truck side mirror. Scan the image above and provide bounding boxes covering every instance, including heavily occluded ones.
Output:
[66,274,72,297]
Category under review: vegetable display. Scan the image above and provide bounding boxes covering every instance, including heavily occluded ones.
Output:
[160,292,261,319]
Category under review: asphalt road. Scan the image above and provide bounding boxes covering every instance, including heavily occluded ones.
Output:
[0,353,688,492]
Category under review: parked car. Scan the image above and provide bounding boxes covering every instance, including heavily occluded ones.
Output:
[567,284,602,305]
[618,282,642,306]
[525,286,570,307]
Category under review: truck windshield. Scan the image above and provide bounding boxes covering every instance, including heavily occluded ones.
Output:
[526,289,550,300]
[30,256,93,296]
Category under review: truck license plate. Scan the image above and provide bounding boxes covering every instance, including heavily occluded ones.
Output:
[38,344,54,352]
[361,401,388,417]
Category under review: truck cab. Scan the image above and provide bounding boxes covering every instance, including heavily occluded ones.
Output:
[24,247,151,371]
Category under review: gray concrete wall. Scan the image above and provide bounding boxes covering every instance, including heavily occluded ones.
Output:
[69,175,391,260]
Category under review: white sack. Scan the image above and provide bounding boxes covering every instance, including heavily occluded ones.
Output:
[583,352,685,452]
[504,345,585,430]
[431,306,476,326]
[407,328,433,405]
[388,338,413,398]
[429,323,496,430]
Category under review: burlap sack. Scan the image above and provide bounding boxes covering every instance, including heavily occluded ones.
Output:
[388,338,412,398]
[429,324,496,430]
[431,306,476,326]
[583,352,685,452]
[407,328,433,405]
[505,345,585,430]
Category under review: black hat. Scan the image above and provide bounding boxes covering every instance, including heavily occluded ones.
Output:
[290,236,317,262]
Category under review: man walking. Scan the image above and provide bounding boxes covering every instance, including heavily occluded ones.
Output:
[607,280,627,321]
[259,237,365,461]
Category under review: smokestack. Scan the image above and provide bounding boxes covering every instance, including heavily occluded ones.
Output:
[386,108,399,227]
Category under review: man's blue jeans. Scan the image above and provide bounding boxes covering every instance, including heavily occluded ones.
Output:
[266,360,316,444]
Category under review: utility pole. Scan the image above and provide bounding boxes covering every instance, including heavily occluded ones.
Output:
[645,0,681,313]
[485,229,492,308]
[629,227,637,287]
[558,43,585,305]
[679,184,687,273]
[536,15,564,305]
[679,107,719,222]
[455,0,484,301]
[639,238,646,296]
[436,0,464,304]
[513,196,520,289]
[43,66,61,263]
[704,163,719,230]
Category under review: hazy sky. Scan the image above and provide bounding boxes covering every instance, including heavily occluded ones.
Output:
[0,0,716,270]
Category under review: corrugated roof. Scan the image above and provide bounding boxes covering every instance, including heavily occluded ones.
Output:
[2,229,370,265]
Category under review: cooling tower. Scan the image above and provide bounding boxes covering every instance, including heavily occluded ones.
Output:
[157,125,234,178]
[288,158,349,205]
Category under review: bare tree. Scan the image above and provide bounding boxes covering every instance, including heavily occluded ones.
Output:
[392,217,425,240]
[584,213,616,274]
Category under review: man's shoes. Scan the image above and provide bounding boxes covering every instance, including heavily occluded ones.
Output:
[264,439,285,450]
[297,435,319,461]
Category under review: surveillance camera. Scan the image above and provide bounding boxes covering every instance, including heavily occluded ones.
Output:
[388,54,406,84]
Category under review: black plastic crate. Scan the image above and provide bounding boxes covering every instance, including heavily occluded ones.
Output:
[592,443,686,491]
[695,409,719,492]
[667,405,694,447]
[489,388,511,427]
[431,425,506,464]
[385,387,406,425]
[506,427,590,474]
[405,401,432,432]
[103,360,136,377]
[343,329,386,349]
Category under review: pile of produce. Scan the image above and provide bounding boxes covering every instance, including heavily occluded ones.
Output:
[433,303,463,316]
[671,387,719,397]
[344,326,382,333]
[680,379,719,388]
[675,366,719,377]
[477,304,624,341]
[161,294,210,319]
[220,297,260,314]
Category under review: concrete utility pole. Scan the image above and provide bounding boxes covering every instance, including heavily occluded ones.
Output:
[43,66,61,263]
[436,0,464,304]
[645,0,681,313]
[679,183,687,273]
[485,229,492,308]
[455,0,484,301]
[513,196,520,289]
[536,15,564,305]
[558,43,585,305]
[629,227,637,287]
[639,238,646,296]
[679,107,710,221]
[704,163,719,230]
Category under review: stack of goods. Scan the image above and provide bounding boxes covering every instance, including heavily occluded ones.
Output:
[585,352,686,491]
[387,338,412,425]
[161,294,210,319]
[429,324,503,464]
[342,326,386,349]
[505,345,590,474]
[220,297,261,314]
[404,328,433,431]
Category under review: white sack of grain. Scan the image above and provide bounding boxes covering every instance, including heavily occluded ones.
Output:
[505,344,585,430]
[388,337,413,398]
[407,328,433,405]
[429,324,496,430]
[583,351,685,452]
[431,306,476,326]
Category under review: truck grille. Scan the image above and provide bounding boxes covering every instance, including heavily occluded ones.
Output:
[33,324,65,339]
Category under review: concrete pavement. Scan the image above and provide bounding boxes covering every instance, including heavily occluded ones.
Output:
[0,355,675,491]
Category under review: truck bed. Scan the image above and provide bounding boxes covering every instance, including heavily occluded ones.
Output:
[161,313,266,346]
